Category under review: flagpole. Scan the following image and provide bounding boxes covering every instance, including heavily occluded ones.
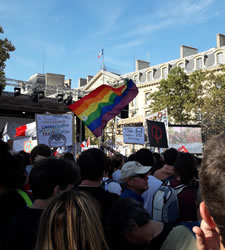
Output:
[100,129,105,152]
[102,49,104,70]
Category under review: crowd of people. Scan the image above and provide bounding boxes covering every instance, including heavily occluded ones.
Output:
[0,133,225,250]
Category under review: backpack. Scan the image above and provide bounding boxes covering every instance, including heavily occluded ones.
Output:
[152,180,188,223]
[101,178,116,192]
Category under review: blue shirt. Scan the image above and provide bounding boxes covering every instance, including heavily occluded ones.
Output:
[121,188,144,204]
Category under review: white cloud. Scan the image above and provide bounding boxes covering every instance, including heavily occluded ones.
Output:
[118,0,215,39]
[124,19,173,37]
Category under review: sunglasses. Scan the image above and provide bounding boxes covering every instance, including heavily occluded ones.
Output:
[131,174,147,179]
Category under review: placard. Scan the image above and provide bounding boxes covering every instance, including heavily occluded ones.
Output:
[146,120,168,148]
[36,113,74,147]
[123,127,145,145]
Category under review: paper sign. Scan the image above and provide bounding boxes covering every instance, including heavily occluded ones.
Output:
[36,113,74,147]
[123,127,145,145]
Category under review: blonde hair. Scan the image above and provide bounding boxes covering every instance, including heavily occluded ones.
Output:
[34,190,109,250]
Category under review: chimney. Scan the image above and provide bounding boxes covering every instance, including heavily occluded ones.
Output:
[216,34,225,48]
[79,78,87,88]
[136,60,150,71]
[64,79,71,88]
[87,75,94,83]
[180,45,198,58]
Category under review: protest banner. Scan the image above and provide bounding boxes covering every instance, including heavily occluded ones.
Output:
[12,137,31,152]
[145,108,168,127]
[36,113,74,147]
[146,120,168,148]
[123,126,145,145]
[24,139,38,153]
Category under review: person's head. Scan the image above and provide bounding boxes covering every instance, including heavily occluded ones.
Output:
[199,134,225,247]
[30,144,52,164]
[132,148,155,167]
[108,197,152,246]
[16,150,31,167]
[0,140,26,190]
[120,161,150,195]
[111,153,125,170]
[35,190,109,250]
[127,152,136,162]
[29,157,80,201]
[60,152,75,163]
[174,152,198,185]
[48,133,67,148]
[163,147,178,166]
[152,152,164,173]
[77,148,107,181]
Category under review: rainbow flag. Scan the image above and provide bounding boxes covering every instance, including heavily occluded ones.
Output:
[68,79,138,137]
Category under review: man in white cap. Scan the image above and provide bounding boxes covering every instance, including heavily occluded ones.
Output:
[120,161,151,204]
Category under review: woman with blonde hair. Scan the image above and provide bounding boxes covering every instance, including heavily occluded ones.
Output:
[34,190,109,250]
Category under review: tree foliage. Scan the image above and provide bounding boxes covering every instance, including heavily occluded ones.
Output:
[149,66,225,141]
[200,67,225,140]
[0,26,15,91]
[149,67,191,124]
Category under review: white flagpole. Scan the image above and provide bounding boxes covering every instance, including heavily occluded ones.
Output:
[102,49,104,70]
[3,122,9,142]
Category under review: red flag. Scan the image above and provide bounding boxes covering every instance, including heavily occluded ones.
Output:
[80,139,90,148]
[15,122,36,137]
[80,141,86,148]
[87,138,90,147]
[178,146,188,152]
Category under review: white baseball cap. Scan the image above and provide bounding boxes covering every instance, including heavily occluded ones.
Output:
[120,161,151,180]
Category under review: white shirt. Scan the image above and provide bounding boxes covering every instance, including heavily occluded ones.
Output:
[142,175,162,216]
[102,177,122,196]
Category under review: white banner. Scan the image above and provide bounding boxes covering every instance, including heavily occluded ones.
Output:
[123,127,145,145]
[36,113,74,147]
[13,137,32,152]
[145,108,168,127]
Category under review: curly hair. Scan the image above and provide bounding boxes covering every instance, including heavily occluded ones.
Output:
[200,134,225,247]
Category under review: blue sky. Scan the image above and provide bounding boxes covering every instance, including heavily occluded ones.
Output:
[1,0,225,89]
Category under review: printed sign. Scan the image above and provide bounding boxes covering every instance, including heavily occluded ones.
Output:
[123,127,145,145]
[36,113,74,147]
[145,108,168,127]
[146,120,168,148]
[24,141,32,153]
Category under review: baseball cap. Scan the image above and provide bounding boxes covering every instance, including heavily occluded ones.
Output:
[120,161,151,180]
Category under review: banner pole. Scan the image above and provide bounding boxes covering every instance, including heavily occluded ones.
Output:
[100,129,105,152]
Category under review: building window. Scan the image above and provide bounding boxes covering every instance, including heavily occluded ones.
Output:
[145,92,151,105]
[133,74,138,83]
[131,97,136,107]
[130,110,136,117]
[217,52,224,64]
[162,67,168,79]
[178,62,185,69]
[196,58,203,69]
[147,71,153,81]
